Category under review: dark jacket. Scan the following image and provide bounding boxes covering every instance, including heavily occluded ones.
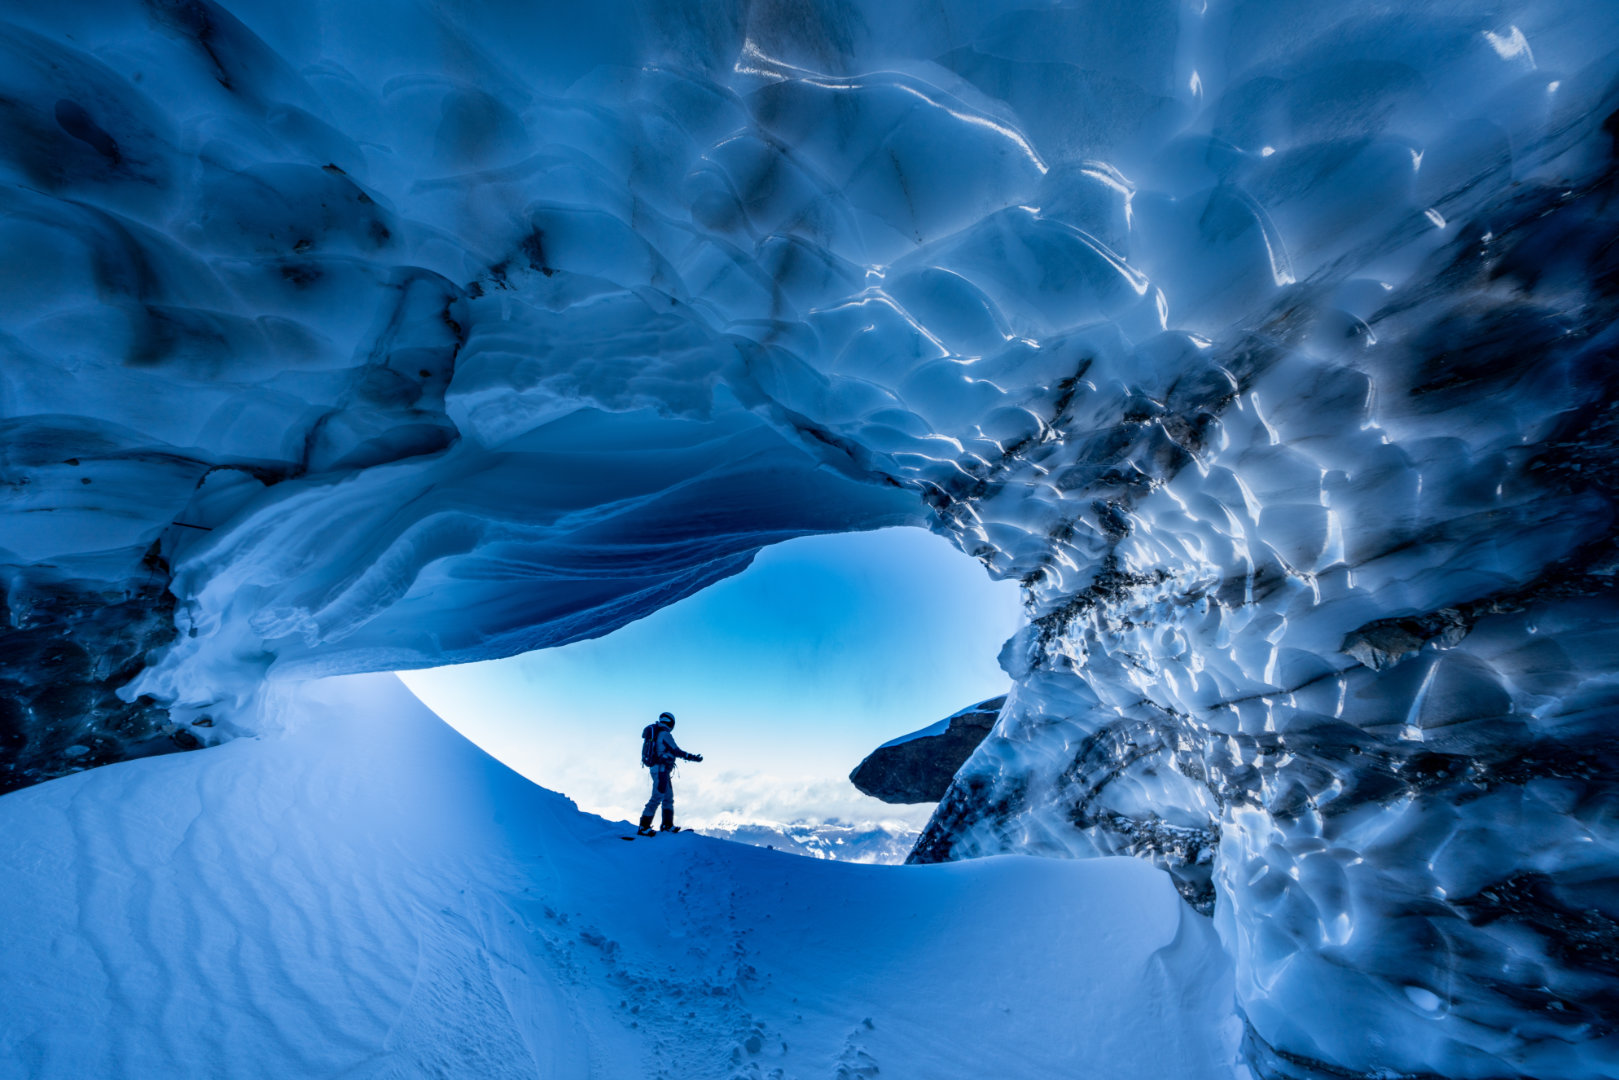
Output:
[644,724,697,768]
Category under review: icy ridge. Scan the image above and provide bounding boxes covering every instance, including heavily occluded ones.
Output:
[1,2,1617,1077]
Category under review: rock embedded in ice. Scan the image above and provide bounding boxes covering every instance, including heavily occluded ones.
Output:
[849,696,1004,804]
[0,571,190,794]
[2,2,1618,1078]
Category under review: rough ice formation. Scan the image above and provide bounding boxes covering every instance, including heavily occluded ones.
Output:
[2,2,1618,1078]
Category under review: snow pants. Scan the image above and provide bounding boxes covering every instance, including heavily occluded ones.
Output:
[642,764,674,820]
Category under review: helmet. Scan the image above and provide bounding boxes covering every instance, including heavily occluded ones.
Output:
[657,711,676,728]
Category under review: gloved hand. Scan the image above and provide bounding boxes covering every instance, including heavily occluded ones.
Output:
[690,753,704,763]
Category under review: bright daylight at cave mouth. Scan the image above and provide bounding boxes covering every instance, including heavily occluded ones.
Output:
[402,526,1022,860]
[2,1,1617,1079]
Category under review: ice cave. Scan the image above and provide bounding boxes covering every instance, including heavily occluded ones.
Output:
[2,1,1616,1077]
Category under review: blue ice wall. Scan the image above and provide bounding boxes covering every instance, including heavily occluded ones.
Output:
[2,3,1617,1077]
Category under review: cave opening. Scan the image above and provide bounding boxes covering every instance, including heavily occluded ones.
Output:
[399,525,1021,861]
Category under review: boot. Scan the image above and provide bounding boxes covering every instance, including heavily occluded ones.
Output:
[660,810,681,833]
[636,815,656,837]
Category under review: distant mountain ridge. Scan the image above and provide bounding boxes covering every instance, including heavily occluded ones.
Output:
[694,818,920,864]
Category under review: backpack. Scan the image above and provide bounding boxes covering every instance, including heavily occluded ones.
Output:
[641,724,661,767]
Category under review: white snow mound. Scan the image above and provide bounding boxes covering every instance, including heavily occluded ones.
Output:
[0,674,1239,1080]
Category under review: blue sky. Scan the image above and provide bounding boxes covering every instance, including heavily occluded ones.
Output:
[400,526,1023,829]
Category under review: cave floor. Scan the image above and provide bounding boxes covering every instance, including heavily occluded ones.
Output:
[0,675,1240,1080]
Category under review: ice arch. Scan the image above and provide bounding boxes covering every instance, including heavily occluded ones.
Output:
[400,525,1020,849]
[2,2,1618,1078]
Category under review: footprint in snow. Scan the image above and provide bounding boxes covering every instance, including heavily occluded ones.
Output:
[833,1022,879,1079]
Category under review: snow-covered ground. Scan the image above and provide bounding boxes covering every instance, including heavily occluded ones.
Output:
[0,674,1240,1080]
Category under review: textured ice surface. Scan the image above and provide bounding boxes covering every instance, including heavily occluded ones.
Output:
[0,674,1239,1080]
[2,2,1618,1077]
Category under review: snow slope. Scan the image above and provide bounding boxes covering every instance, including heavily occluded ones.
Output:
[0,674,1239,1080]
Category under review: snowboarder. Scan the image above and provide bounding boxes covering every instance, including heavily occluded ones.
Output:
[638,711,702,836]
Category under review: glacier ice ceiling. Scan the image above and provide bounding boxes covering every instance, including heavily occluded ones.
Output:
[2,1,1617,1077]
